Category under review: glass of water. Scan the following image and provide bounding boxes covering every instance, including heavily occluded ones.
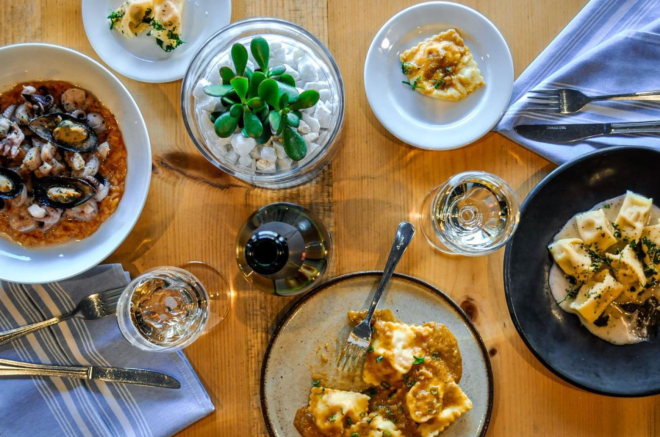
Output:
[116,263,231,352]
[419,171,520,256]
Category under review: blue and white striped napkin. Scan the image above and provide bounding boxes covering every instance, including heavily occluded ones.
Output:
[0,264,214,437]
[496,0,660,163]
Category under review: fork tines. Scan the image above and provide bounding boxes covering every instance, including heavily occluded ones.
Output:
[526,89,561,112]
[336,335,367,373]
[99,287,124,312]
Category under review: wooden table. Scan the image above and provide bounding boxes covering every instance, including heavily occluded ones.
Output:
[3,0,660,435]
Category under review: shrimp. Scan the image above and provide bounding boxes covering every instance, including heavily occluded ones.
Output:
[66,152,86,172]
[76,154,99,178]
[21,146,42,172]
[0,118,11,139]
[50,159,66,176]
[35,161,53,177]
[2,104,16,120]
[9,204,37,233]
[61,88,87,113]
[65,199,98,222]
[86,113,106,134]
[14,103,32,125]
[40,141,57,162]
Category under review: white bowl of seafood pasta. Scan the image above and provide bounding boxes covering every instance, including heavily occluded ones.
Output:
[0,44,151,284]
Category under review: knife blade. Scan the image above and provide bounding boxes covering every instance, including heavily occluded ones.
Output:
[89,367,181,389]
[514,123,611,143]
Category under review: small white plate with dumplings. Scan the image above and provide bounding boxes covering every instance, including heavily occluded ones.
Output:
[83,0,232,83]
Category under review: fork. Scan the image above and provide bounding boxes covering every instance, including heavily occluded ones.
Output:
[527,89,660,114]
[336,221,415,373]
[0,287,125,347]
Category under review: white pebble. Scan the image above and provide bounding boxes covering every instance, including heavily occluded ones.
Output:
[270,41,282,51]
[298,58,319,82]
[272,48,287,63]
[318,130,329,146]
[304,81,329,91]
[273,141,287,159]
[226,150,239,164]
[315,103,332,129]
[211,143,228,157]
[231,134,257,156]
[261,146,277,162]
[28,204,46,219]
[308,142,320,154]
[302,107,315,114]
[256,159,276,172]
[277,157,293,170]
[238,155,253,167]
[303,132,319,144]
[285,65,299,79]
[217,135,232,147]
[292,49,304,64]
[302,113,320,133]
[319,89,331,102]
[298,120,311,134]
[193,79,212,99]
[250,146,262,160]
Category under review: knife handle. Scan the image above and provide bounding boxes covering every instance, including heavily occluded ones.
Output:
[611,120,660,134]
[593,91,660,102]
[0,361,89,379]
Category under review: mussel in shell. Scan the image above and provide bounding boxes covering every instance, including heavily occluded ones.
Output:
[0,167,24,199]
[33,177,97,209]
[28,113,98,153]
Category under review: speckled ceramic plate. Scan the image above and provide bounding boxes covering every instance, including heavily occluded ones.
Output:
[260,272,493,437]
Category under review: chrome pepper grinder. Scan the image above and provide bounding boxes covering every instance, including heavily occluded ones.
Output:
[236,203,331,296]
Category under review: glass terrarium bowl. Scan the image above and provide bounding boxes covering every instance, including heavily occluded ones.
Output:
[181,18,345,189]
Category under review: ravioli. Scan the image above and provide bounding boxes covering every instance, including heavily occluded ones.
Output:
[362,321,417,385]
[548,238,593,281]
[109,0,185,52]
[307,387,369,435]
[570,271,624,323]
[400,29,485,101]
[112,0,153,38]
[575,209,617,250]
[615,191,652,241]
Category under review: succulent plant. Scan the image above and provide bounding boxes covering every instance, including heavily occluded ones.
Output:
[204,37,320,162]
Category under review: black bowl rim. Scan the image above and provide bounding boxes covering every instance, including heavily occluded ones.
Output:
[260,271,494,436]
[503,145,660,398]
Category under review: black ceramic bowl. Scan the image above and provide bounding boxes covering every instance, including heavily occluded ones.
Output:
[504,146,660,397]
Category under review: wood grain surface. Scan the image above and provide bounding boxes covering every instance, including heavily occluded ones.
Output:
[2,0,659,436]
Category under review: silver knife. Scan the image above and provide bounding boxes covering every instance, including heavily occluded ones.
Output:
[0,357,181,389]
[515,120,660,143]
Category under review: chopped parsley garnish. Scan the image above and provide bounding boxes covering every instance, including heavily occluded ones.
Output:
[351,433,360,437]
[367,346,374,353]
[611,222,621,238]
[383,431,392,437]
[433,78,445,89]
[401,61,414,75]
[311,379,321,387]
[108,10,125,30]
[363,387,378,396]
[430,386,439,395]
[413,355,425,365]
[431,352,440,360]
[375,356,384,363]
[150,19,165,31]
[328,413,337,422]
[402,76,423,91]
[140,8,153,24]
[346,416,352,426]
[593,313,609,327]
[445,67,452,73]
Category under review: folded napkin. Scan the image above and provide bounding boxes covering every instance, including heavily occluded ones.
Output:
[0,264,214,437]
[496,0,660,163]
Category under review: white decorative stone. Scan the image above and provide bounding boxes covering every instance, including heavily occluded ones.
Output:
[285,65,300,79]
[304,81,329,91]
[292,49,304,65]
[319,89,331,102]
[272,48,287,63]
[270,41,282,51]
[302,113,320,133]
[193,78,212,99]
[298,58,319,82]
[217,135,232,147]
[256,159,276,172]
[303,132,319,144]
[277,157,293,170]
[273,141,287,159]
[226,150,239,164]
[211,143,228,157]
[314,102,332,129]
[238,155,253,167]
[261,146,277,162]
[249,146,262,160]
[308,142,320,154]
[231,134,257,156]
[318,131,329,146]
[298,120,311,134]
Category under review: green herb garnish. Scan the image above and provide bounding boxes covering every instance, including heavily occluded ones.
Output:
[413,356,425,365]
[376,356,384,363]
[108,9,124,30]
[402,76,423,91]
[312,379,321,387]
[328,413,337,422]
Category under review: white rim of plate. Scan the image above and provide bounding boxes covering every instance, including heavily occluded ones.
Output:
[0,43,151,284]
[81,0,232,83]
[364,1,514,150]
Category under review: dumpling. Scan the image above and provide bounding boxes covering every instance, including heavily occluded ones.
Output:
[362,321,417,386]
[548,238,593,280]
[575,209,618,250]
[111,0,153,38]
[307,387,369,435]
[416,381,473,437]
[606,244,646,288]
[569,271,624,323]
[615,191,652,242]
[151,0,185,51]
[642,219,660,268]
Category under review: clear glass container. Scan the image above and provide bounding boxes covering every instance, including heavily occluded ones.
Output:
[236,202,331,296]
[419,171,520,256]
[116,264,231,352]
[181,18,345,189]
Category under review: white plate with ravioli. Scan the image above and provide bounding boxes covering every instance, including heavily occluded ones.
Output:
[261,272,492,437]
[82,0,232,83]
[364,2,513,150]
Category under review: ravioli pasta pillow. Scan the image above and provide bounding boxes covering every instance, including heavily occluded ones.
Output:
[576,209,617,250]
[548,238,593,280]
[616,191,653,241]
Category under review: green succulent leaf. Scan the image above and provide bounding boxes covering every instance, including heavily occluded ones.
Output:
[286,112,300,127]
[214,112,239,137]
[269,65,286,77]
[268,111,281,132]
[289,90,320,110]
[250,37,270,73]
[279,93,290,109]
[245,67,253,82]
[209,111,223,123]
[256,120,272,144]
[255,104,270,121]
[277,82,300,102]
[249,71,266,99]
[247,97,264,109]
[203,84,233,97]
[278,74,296,87]
[229,104,244,119]
[230,77,249,102]
[243,110,263,138]
[258,78,281,111]
[231,43,248,76]
[221,96,236,106]
[283,125,307,161]
[220,67,235,85]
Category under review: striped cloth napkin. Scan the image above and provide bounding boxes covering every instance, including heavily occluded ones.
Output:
[0,264,214,437]
[496,0,660,163]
